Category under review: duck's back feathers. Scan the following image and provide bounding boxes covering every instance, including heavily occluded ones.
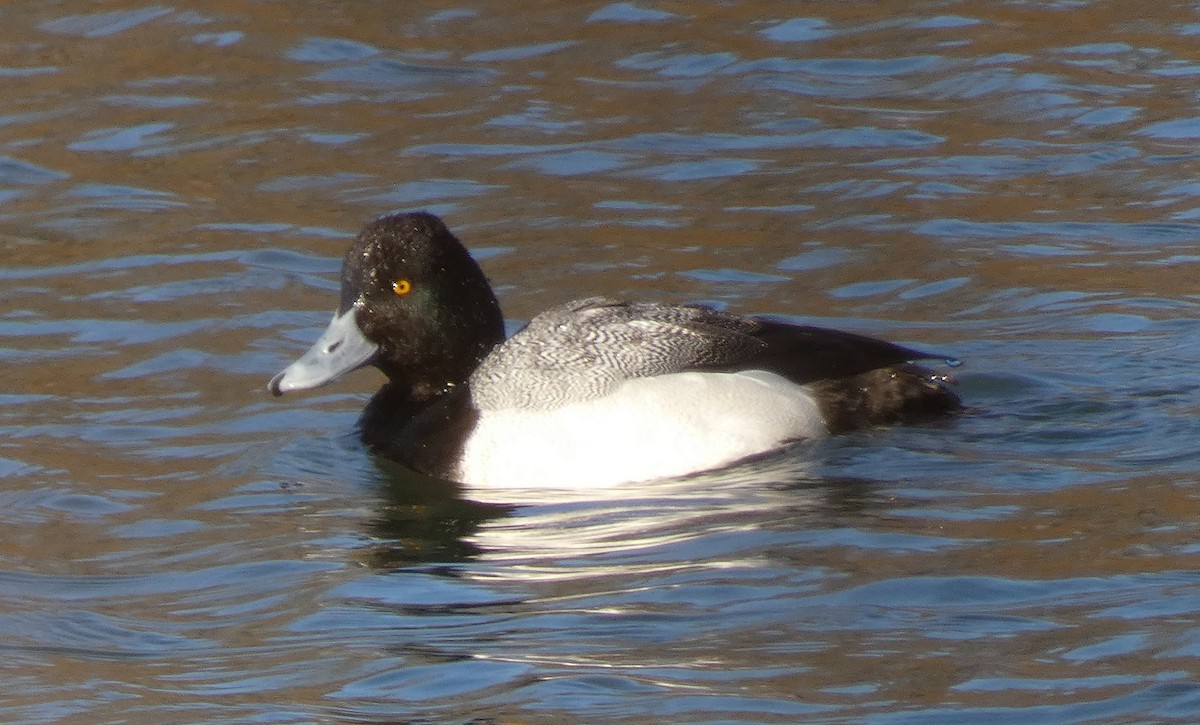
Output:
[468,296,954,414]
[469,297,767,410]
[723,318,947,382]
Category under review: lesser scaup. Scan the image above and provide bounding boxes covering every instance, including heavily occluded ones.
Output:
[269,212,961,487]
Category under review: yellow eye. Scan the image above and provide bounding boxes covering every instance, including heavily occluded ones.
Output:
[392,279,412,296]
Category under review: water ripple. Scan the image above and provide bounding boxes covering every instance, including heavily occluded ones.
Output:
[3,0,1200,722]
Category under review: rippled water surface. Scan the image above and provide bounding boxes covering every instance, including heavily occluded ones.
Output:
[4,1,1200,722]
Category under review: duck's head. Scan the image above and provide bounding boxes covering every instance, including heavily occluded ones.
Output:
[268,212,506,400]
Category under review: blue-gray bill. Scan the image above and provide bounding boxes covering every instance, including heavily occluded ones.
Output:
[268,307,378,395]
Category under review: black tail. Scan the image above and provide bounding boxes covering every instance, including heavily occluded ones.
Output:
[809,363,962,434]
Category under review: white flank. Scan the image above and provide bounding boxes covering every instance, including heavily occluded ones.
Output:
[456,370,828,488]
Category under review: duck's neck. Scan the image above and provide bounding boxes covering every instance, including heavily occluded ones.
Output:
[358,378,480,479]
[358,382,415,451]
[380,312,506,405]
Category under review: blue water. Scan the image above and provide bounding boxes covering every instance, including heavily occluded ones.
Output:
[2,1,1200,722]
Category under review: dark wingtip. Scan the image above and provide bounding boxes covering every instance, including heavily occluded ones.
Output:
[267,372,285,397]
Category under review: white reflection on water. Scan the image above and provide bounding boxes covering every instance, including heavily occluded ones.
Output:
[465,452,822,566]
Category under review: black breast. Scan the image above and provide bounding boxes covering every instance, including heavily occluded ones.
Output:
[358,383,479,481]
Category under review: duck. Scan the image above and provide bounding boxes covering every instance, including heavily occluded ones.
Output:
[268,211,961,488]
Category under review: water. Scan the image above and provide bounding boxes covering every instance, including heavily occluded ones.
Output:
[3,1,1200,722]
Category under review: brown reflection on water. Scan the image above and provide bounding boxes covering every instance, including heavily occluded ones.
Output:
[1,0,1193,300]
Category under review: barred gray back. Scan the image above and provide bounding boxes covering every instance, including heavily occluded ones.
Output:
[469,297,767,410]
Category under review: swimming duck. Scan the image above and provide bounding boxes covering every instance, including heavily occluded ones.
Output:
[269,212,960,488]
